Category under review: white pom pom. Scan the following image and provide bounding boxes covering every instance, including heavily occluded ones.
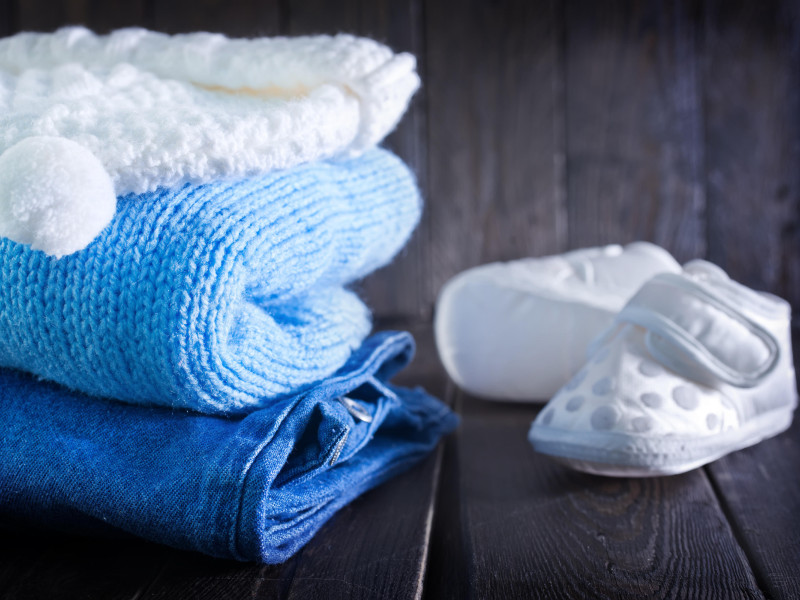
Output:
[0,136,116,257]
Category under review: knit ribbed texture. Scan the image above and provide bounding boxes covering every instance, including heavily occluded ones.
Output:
[0,148,421,414]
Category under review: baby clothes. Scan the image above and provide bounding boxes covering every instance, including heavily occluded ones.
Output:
[0,332,457,563]
[435,242,680,401]
[0,27,419,256]
[0,27,456,564]
[529,261,797,476]
[0,148,420,414]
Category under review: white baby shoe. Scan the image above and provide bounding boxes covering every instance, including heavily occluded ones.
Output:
[434,242,680,401]
[528,260,798,477]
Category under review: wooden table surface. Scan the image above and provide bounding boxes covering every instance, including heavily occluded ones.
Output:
[1,323,798,599]
[1,0,799,597]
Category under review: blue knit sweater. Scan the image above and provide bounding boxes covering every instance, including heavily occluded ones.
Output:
[0,148,421,413]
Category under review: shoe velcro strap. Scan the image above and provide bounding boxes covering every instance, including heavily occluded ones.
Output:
[616,273,779,388]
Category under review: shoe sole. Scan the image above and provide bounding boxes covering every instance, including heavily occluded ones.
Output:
[528,403,796,477]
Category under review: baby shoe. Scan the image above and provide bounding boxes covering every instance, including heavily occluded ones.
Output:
[434,242,680,401]
[528,260,798,476]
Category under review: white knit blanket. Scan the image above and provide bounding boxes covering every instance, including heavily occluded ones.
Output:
[0,27,419,256]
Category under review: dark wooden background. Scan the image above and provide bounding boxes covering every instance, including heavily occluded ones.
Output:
[1,1,799,599]
[1,0,797,322]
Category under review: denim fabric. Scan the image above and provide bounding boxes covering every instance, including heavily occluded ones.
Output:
[0,148,421,414]
[0,331,457,563]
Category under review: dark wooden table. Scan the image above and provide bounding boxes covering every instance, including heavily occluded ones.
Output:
[1,323,798,599]
[1,0,799,597]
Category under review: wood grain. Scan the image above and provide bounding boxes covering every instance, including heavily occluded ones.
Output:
[285,448,442,600]
[564,0,705,263]
[153,0,279,35]
[0,531,51,593]
[80,0,149,32]
[13,0,144,35]
[10,0,149,40]
[283,0,358,35]
[424,392,764,599]
[703,0,800,305]
[14,0,88,30]
[425,0,567,311]
[421,382,468,600]
[139,552,296,599]
[0,533,169,600]
[704,327,800,600]
[706,419,800,600]
[281,323,447,600]
[0,0,14,35]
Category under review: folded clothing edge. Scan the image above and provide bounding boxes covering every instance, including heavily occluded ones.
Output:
[0,148,422,413]
[0,331,458,563]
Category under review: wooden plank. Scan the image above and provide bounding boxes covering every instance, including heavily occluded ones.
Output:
[0,531,52,592]
[0,0,14,35]
[153,0,280,36]
[139,552,297,600]
[424,391,764,599]
[284,322,448,600]
[704,326,800,600]
[706,418,800,600]
[0,532,169,600]
[285,447,442,600]
[424,0,567,314]
[420,381,469,600]
[0,529,295,600]
[564,0,705,263]
[80,0,149,32]
[14,0,87,31]
[12,0,146,32]
[282,0,358,35]
[703,0,800,308]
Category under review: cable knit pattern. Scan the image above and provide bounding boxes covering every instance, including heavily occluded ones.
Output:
[0,27,419,255]
[0,148,421,414]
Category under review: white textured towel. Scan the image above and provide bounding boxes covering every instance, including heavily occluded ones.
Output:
[0,27,419,256]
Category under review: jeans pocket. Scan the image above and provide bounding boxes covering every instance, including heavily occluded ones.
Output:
[272,400,351,488]
[272,376,397,488]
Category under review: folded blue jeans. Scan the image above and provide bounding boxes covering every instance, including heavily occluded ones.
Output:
[0,331,457,563]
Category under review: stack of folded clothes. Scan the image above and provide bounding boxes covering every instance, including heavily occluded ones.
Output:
[0,27,457,563]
